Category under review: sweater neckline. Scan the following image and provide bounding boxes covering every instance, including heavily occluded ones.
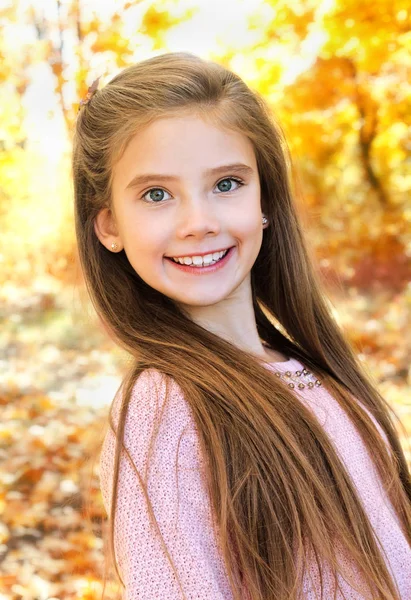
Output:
[261,357,302,370]
[259,342,302,370]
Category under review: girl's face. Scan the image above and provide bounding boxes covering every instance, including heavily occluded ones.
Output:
[95,113,265,311]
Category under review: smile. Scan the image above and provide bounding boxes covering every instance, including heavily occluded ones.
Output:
[165,246,235,274]
[170,248,229,267]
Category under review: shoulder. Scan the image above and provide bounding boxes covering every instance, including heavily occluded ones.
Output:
[110,367,193,435]
[99,368,200,508]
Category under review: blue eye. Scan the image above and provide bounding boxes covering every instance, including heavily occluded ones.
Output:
[215,177,244,193]
[142,188,172,203]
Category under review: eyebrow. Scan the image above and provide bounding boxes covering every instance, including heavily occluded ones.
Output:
[125,163,254,190]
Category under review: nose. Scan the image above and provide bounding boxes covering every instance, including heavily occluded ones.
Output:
[175,198,221,238]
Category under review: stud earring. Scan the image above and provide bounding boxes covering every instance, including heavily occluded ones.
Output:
[111,242,118,251]
[262,215,268,225]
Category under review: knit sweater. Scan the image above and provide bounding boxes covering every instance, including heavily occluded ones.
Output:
[99,357,411,599]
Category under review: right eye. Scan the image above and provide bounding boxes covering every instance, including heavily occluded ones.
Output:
[141,188,172,203]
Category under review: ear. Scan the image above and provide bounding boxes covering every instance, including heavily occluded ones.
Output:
[94,207,123,252]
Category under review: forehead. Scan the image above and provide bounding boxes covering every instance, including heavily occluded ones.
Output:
[111,113,257,187]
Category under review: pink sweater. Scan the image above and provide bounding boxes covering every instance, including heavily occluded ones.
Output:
[99,357,411,599]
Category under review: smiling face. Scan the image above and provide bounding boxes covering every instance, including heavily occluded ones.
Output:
[94,113,265,313]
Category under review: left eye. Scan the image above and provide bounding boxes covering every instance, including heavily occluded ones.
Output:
[215,177,244,193]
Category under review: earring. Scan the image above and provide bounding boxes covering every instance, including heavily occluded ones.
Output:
[111,242,118,251]
[262,215,268,225]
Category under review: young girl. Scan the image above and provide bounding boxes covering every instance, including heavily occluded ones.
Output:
[72,52,411,600]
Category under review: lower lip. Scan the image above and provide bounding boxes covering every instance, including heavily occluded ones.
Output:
[165,246,235,274]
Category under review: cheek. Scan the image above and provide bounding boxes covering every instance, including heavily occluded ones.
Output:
[121,220,168,260]
[237,217,263,259]
[236,213,262,241]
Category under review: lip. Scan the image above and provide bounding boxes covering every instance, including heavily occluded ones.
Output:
[165,246,235,274]
[165,246,233,259]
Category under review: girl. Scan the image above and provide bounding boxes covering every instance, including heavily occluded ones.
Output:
[72,52,411,600]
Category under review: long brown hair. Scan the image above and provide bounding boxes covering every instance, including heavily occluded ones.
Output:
[72,52,411,600]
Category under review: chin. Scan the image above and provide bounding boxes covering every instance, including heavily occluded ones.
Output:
[174,293,228,309]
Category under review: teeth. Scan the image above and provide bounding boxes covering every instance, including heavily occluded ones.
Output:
[171,249,228,266]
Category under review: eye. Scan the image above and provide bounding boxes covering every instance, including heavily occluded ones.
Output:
[215,177,244,193]
[141,188,172,203]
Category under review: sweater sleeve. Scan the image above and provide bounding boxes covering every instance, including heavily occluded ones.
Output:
[99,368,236,600]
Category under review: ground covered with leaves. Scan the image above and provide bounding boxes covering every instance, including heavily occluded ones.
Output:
[0,282,125,600]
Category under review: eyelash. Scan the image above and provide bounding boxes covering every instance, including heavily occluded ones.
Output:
[140,176,245,204]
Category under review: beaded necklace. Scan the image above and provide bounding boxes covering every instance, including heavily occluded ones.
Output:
[272,367,322,391]
[262,343,322,391]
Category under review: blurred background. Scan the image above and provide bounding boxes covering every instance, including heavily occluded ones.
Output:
[0,0,410,598]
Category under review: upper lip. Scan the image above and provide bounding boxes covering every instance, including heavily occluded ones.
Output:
[166,246,233,259]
